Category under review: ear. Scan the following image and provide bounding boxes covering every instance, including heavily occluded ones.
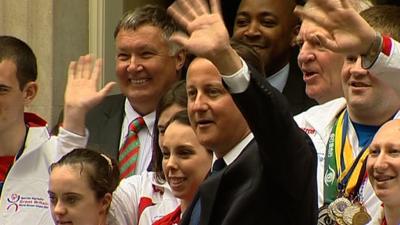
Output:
[99,193,112,214]
[22,81,38,105]
[290,24,301,47]
[175,49,187,71]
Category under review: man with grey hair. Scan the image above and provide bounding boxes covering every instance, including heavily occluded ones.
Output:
[84,5,186,178]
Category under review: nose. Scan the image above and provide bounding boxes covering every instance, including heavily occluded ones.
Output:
[243,21,261,38]
[190,93,208,113]
[298,42,316,66]
[165,154,178,171]
[348,57,368,77]
[127,55,142,72]
[374,151,389,172]
[53,201,67,217]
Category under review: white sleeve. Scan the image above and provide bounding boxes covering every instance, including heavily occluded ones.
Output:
[107,176,141,225]
[220,58,250,94]
[52,127,88,161]
[369,38,400,95]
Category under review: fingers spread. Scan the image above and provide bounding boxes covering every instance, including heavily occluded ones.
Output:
[340,0,351,9]
[75,55,84,79]
[293,5,305,20]
[192,0,209,15]
[99,82,117,97]
[313,33,338,52]
[180,0,202,18]
[168,3,191,31]
[91,58,103,83]
[68,61,77,80]
[209,0,221,15]
[169,33,190,48]
[82,54,93,80]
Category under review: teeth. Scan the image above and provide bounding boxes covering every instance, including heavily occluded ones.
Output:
[375,176,393,182]
[129,79,147,84]
[351,82,367,87]
[169,177,184,184]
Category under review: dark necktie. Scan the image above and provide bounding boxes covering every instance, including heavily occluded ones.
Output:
[212,158,226,172]
[189,158,226,225]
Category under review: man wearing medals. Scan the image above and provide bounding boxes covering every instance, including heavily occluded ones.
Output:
[294,0,400,225]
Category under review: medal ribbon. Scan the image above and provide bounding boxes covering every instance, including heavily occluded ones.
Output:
[323,110,372,203]
[323,111,343,204]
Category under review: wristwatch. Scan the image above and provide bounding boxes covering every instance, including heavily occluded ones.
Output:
[361,32,382,69]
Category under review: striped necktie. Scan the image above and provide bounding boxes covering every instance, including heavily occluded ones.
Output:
[119,117,145,178]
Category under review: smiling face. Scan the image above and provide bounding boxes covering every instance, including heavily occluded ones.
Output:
[367,120,400,208]
[161,121,212,202]
[232,0,297,76]
[341,56,400,123]
[297,21,344,104]
[48,165,109,225]
[115,25,184,115]
[186,58,250,157]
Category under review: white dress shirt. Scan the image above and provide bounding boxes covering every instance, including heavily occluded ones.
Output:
[119,99,155,174]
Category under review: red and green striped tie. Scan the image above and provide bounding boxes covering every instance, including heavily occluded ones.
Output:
[119,117,145,178]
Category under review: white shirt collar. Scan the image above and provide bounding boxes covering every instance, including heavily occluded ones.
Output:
[212,132,254,168]
[266,63,290,93]
[123,98,155,137]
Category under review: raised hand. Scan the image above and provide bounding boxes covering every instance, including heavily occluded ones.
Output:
[167,0,242,75]
[63,54,116,135]
[294,0,376,56]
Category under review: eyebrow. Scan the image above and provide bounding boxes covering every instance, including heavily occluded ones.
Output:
[236,10,276,18]
[175,144,195,150]
[117,42,157,51]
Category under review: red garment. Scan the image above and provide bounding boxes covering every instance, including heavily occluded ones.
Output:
[152,206,181,225]
[0,156,14,181]
[24,112,47,127]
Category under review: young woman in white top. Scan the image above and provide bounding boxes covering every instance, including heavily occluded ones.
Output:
[48,148,120,225]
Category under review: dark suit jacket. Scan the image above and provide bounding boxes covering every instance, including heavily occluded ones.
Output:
[85,94,126,160]
[283,54,317,115]
[180,68,318,225]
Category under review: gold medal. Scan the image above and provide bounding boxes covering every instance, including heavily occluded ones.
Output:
[343,204,360,225]
[330,197,352,219]
[342,203,371,225]
[353,205,371,225]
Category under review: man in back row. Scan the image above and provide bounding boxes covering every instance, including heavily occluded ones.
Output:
[232,0,316,114]
[84,5,186,177]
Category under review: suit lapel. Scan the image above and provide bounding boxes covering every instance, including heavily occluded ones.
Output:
[97,95,125,159]
[198,170,225,225]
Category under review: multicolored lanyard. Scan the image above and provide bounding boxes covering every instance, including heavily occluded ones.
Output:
[323,110,372,204]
